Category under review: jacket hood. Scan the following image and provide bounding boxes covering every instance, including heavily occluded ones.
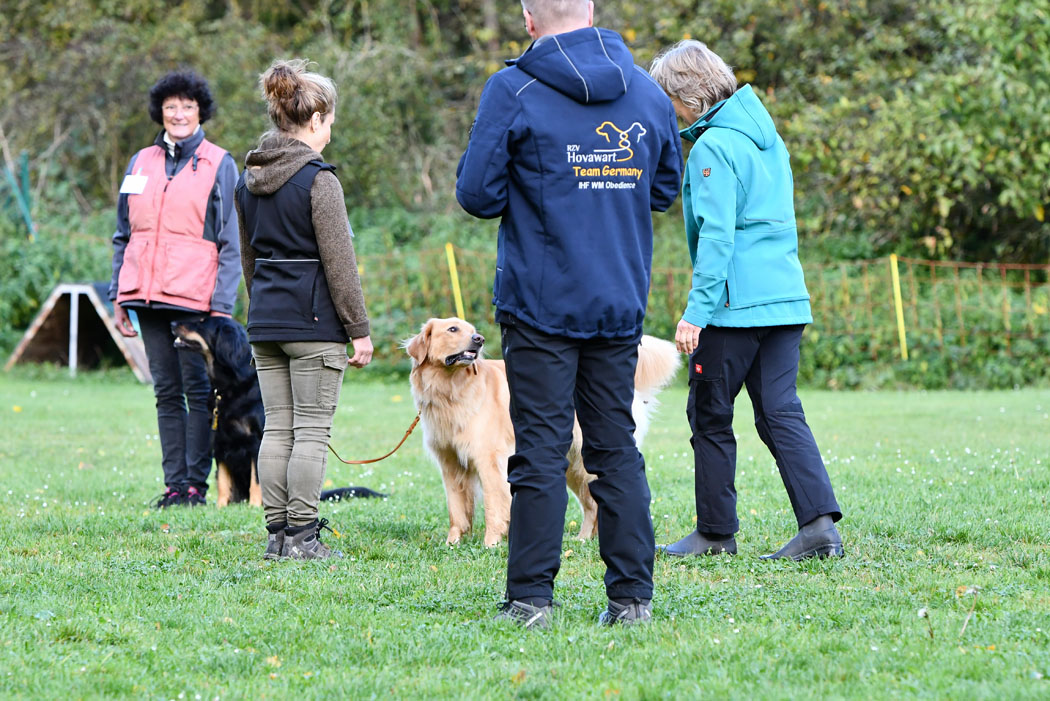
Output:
[680,85,777,150]
[242,134,326,195]
[509,27,634,104]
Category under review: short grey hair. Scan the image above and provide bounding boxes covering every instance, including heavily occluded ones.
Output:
[521,0,590,29]
[649,40,738,119]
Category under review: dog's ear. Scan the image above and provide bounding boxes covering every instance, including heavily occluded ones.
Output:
[212,318,250,372]
[404,319,435,364]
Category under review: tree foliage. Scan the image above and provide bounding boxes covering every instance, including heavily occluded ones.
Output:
[0,0,1047,261]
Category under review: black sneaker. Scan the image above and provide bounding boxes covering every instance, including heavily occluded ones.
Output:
[598,598,652,626]
[494,600,553,630]
[152,487,183,509]
[185,486,206,507]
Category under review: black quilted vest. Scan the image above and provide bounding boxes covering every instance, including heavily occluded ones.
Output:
[236,161,348,343]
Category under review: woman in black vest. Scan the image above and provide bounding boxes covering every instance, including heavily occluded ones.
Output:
[235,59,372,560]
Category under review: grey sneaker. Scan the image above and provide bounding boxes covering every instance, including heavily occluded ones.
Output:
[760,515,844,561]
[599,598,652,626]
[264,522,286,561]
[494,600,552,630]
[282,518,343,560]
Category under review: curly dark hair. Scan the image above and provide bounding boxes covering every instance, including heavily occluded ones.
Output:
[147,71,216,125]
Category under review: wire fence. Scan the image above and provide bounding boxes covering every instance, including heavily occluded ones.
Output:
[359,246,1050,367]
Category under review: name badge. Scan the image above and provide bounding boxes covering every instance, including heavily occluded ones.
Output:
[119,173,148,195]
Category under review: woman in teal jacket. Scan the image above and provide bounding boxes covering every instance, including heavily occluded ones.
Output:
[650,41,844,560]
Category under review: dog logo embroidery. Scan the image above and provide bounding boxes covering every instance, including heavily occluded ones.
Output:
[594,121,648,162]
[702,167,711,177]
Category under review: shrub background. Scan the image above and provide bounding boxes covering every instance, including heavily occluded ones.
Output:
[1,0,1048,387]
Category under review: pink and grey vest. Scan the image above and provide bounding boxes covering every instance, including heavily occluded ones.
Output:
[116,139,227,312]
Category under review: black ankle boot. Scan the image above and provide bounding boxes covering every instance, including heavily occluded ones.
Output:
[264,522,287,561]
[760,515,844,561]
[658,529,737,557]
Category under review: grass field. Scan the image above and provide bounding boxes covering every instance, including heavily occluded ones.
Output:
[1,367,1048,699]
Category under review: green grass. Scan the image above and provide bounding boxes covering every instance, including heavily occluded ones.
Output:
[1,366,1048,699]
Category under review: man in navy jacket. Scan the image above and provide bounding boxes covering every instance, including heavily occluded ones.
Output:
[456,0,682,628]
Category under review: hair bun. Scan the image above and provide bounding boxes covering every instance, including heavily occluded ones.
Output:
[259,58,337,132]
[262,60,307,102]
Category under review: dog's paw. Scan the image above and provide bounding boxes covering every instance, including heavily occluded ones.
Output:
[446,529,463,546]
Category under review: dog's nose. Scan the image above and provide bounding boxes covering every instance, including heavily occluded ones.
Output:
[472,333,485,346]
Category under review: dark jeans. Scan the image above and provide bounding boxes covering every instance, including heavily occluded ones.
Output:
[501,318,655,603]
[687,324,841,534]
[136,307,213,493]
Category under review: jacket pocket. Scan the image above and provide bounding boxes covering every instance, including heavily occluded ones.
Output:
[159,237,218,305]
[248,259,319,330]
[688,332,726,383]
[317,352,348,408]
[727,225,809,309]
[117,236,150,296]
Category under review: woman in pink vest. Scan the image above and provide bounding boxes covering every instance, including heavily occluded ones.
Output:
[108,71,241,508]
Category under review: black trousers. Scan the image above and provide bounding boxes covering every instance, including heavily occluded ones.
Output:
[136,308,213,493]
[501,318,655,603]
[687,324,841,535]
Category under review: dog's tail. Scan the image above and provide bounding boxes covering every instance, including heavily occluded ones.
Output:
[635,335,681,397]
[632,335,681,447]
[320,486,388,501]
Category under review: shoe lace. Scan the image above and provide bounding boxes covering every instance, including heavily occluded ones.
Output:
[151,488,178,507]
[610,597,648,621]
[317,518,343,539]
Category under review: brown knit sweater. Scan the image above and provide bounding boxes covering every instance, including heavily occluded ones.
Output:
[237,135,369,339]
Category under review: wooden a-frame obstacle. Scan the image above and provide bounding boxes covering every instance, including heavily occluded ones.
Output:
[4,282,152,383]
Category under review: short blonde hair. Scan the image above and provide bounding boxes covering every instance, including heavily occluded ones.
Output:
[649,41,737,119]
[259,59,337,132]
[520,0,590,30]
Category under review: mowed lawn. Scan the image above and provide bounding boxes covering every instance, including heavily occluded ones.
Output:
[1,367,1048,699]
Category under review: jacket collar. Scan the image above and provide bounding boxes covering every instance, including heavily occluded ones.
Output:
[679,101,727,143]
[153,126,205,162]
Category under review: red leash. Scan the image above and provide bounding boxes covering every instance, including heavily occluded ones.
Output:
[327,413,421,465]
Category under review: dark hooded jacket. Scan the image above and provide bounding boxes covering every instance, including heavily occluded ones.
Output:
[235,135,369,343]
[456,27,683,339]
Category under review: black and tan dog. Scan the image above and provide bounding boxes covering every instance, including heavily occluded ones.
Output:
[171,316,264,507]
[172,316,387,507]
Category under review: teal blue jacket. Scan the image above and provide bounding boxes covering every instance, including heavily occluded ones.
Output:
[680,84,812,328]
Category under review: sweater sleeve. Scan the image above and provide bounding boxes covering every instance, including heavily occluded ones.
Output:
[683,139,737,328]
[311,170,370,339]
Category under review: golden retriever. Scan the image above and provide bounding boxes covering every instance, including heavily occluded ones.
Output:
[405,317,680,547]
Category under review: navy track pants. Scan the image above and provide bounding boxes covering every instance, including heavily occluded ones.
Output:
[687,324,841,535]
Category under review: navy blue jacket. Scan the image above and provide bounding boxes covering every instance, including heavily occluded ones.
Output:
[456,27,682,338]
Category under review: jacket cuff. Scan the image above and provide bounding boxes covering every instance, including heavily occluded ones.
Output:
[682,308,711,329]
[210,301,234,315]
[345,321,370,339]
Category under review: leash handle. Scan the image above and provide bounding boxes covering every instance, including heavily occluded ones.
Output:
[328,413,421,465]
